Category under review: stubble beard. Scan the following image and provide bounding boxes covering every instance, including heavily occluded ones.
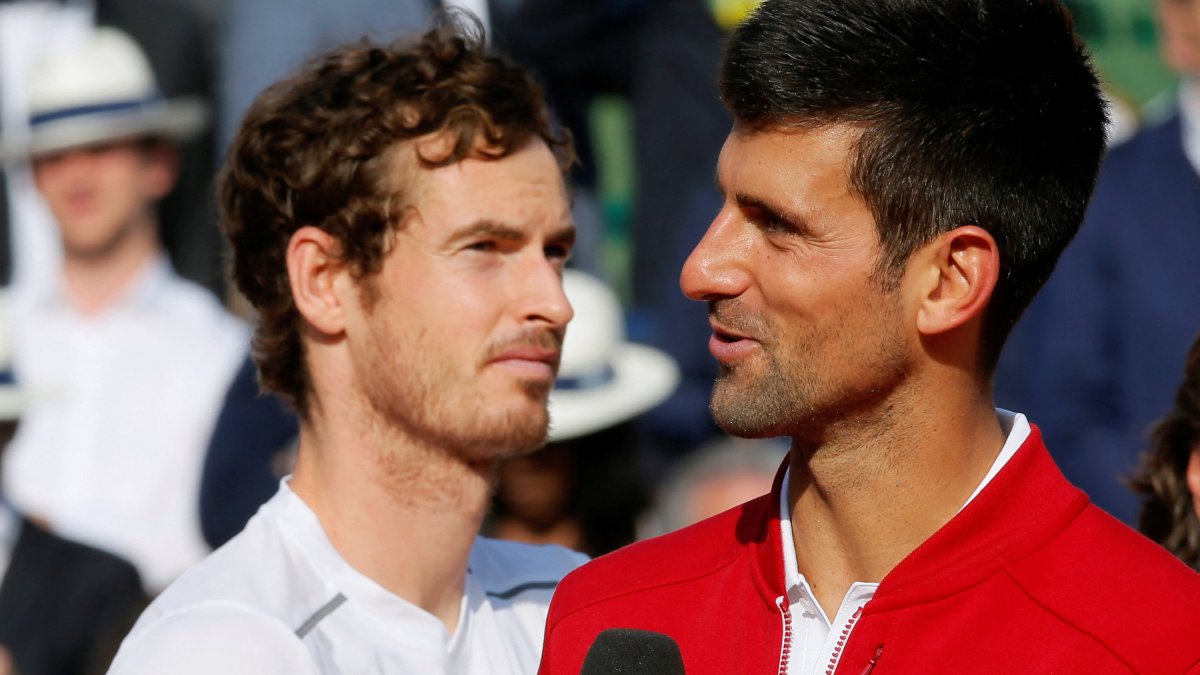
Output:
[707,299,910,440]
[358,320,560,471]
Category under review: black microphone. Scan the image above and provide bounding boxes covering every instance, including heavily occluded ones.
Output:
[579,628,686,675]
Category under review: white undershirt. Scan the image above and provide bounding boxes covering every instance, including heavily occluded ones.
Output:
[779,410,1031,675]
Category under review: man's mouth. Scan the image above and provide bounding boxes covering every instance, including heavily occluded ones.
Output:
[485,334,563,380]
[707,302,764,362]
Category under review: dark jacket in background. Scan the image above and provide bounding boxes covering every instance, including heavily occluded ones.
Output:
[0,518,146,675]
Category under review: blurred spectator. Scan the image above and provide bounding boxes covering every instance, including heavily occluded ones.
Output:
[1132,332,1200,570]
[95,0,225,296]
[639,435,787,539]
[487,269,679,557]
[995,0,1200,524]
[0,28,247,591]
[0,0,225,297]
[0,291,146,675]
[0,1,92,292]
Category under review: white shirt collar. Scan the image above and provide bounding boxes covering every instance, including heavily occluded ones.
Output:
[271,479,473,652]
[960,408,1028,507]
[779,410,1031,586]
[18,253,174,314]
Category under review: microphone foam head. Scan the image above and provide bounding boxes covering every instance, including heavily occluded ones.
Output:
[579,628,685,675]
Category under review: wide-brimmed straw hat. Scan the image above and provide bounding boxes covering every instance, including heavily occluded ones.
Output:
[548,270,680,442]
[0,27,208,160]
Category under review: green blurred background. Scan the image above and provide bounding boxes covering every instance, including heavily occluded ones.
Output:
[1065,0,1175,107]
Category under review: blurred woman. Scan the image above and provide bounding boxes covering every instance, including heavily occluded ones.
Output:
[1132,332,1200,569]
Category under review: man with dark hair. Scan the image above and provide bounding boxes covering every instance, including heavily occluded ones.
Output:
[110,19,585,674]
[539,1,1200,673]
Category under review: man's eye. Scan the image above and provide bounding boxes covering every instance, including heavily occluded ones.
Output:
[760,213,792,234]
[545,244,572,261]
[466,240,497,252]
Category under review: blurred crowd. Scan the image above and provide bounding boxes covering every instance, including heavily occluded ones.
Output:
[0,0,1197,672]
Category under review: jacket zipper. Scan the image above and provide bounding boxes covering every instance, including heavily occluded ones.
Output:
[775,596,792,675]
[860,645,884,675]
[823,606,863,675]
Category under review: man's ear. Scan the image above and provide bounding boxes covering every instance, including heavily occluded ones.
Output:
[287,226,350,336]
[913,225,1000,336]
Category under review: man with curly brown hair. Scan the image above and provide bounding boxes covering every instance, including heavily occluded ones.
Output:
[109,17,585,675]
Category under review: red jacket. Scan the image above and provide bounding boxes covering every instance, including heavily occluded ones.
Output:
[540,428,1200,674]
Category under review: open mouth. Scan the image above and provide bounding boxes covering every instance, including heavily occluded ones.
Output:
[713,324,750,343]
[714,328,740,343]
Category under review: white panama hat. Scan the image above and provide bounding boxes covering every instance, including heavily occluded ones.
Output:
[547,270,680,442]
[0,26,209,160]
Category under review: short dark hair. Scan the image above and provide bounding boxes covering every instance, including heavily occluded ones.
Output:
[220,15,573,416]
[1132,334,1200,570]
[721,0,1107,370]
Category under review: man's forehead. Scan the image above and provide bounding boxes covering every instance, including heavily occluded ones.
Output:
[387,134,564,193]
[387,140,572,239]
[715,121,860,187]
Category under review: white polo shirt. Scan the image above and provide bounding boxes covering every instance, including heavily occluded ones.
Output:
[110,481,588,675]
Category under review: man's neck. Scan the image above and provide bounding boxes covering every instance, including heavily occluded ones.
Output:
[61,221,160,315]
[786,384,1005,616]
[289,403,494,635]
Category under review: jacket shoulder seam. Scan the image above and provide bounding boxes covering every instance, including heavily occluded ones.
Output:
[549,551,750,630]
[1000,565,1141,673]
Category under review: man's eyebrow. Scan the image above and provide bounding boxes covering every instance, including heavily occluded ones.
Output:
[446,220,578,246]
[733,192,810,234]
[548,224,577,247]
[734,192,785,218]
[448,220,526,243]
[713,171,807,231]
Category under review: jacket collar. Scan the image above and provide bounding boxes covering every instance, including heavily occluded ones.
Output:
[755,425,1087,613]
[747,459,791,602]
[868,425,1087,613]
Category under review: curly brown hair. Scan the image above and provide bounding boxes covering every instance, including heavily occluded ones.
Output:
[219,15,573,417]
[1132,333,1200,570]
